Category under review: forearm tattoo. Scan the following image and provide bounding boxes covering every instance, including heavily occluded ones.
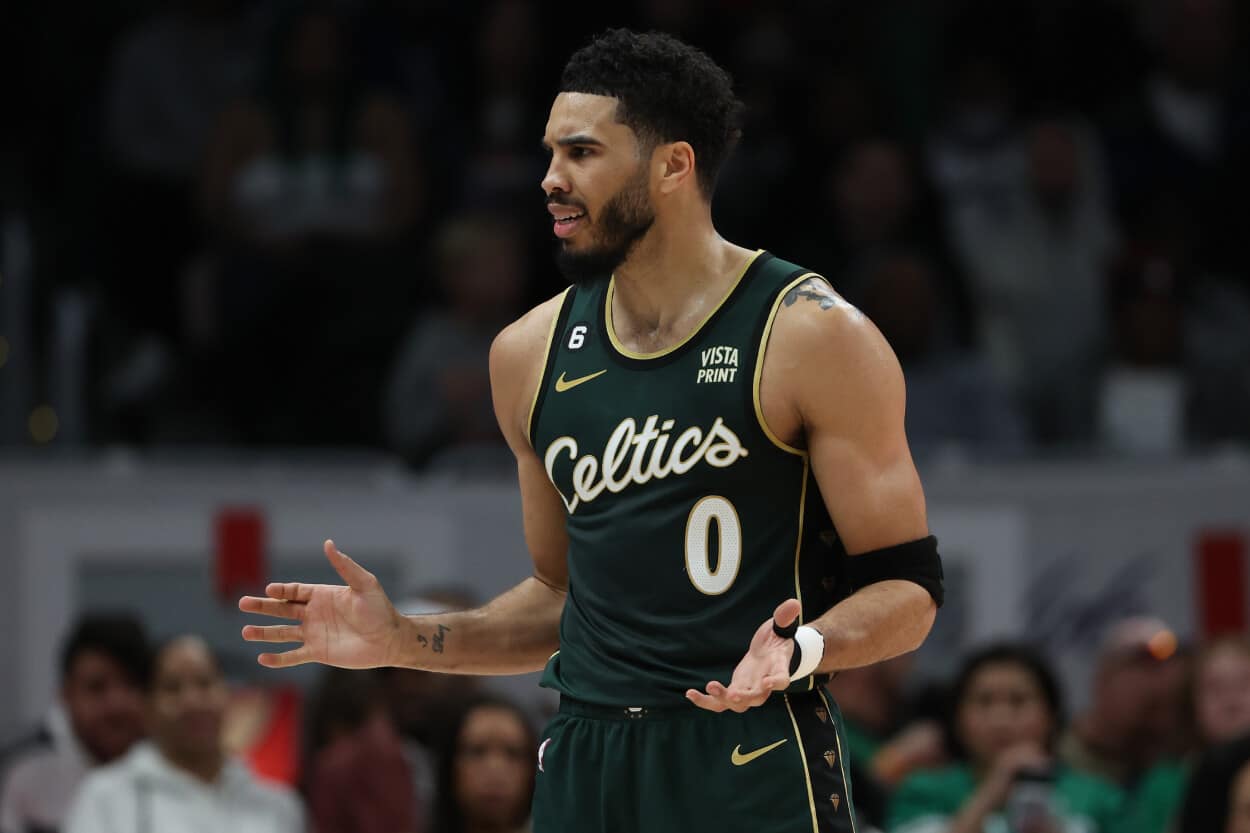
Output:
[414,623,451,653]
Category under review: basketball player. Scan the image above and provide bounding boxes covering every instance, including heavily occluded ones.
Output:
[241,29,943,833]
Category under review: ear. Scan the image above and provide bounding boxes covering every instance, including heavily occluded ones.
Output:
[655,141,696,195]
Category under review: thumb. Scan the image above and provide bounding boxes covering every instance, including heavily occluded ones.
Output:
[772,598,802,630]
[324,539,373,591]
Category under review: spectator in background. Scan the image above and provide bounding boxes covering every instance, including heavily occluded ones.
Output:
[888,643,1123,833]
[1177,734,1250,833]
[1124,637,1250,833]
[435,697,536,833]
[858,251,1025,459]
[829,656,946,829]
[708,10,802,249]
[1233,760,1250,833]
[1101,0,1250,446]
[0,613,150,833]
[792,138,976,351]
[383,592,483,833]
[926,49,1022,236]
[383,215,526,472]
[304,669,418,833]
[195,2,422,444]
[64,636,302,833]
[458,0,546,212]
[1100,250,1187,454]
[99,0,260,429]
[1195,638,1250,748]
[947,115,1118,447]
[1102,0,1247,280]
[1059,617,1180,787]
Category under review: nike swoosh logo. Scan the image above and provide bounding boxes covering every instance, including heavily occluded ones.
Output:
[554,369,607,393]
[730,738,788,766]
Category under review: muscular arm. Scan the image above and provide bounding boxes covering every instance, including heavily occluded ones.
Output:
[764,277,937,671]
[390,293,571,673]
[241,294,570,675]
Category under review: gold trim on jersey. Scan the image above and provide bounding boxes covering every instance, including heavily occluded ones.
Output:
[819,687,859,833]
[603,249,765,360]
[526,287,573,446]
[794,456,814,691]
[753,272,820,457]
[784,694,821,833]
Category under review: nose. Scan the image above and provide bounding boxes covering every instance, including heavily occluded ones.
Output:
[542,156,569,197]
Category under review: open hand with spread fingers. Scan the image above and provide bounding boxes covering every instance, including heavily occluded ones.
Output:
[686,598,808,713]
[239,540,407,669]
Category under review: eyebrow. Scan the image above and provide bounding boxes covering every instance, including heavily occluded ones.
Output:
[541,134,605,151]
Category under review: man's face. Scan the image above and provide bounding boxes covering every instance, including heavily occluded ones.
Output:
[1096,655,1172,754]
[541,92,656,284]
[62,651,146,764]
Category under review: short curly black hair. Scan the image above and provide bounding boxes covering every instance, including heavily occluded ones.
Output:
[946,642,1065,759]
[60,612,151,688]
[560,29,744,198]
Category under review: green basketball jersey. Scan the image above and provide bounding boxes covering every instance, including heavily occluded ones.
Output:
[529,250,850,706]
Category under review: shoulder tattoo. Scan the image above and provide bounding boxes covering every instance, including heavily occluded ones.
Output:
[783,276,840,311]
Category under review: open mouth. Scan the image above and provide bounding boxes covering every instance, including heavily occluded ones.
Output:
[550,206,587,239]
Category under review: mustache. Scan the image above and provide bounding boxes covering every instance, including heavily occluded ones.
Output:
[546,195,587,212]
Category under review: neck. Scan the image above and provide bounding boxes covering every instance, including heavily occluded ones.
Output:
[158,742,225,784]
[609,211,753,348]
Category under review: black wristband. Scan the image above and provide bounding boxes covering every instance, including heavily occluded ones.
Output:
[788,639,803,676]
[772,618,798,640]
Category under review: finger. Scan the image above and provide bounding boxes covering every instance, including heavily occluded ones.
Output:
[707,681,732,700]
[257,648,312,669]
[325,539,374,592]
[241,624,304,644]
[772,598,802,630]
[238,597,306,620]
[685,688,728,712]
[264,582,315,603]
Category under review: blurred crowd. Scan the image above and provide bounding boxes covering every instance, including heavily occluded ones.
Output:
[1,0,1249,463]
[0,611,537,833]
[5,611,1250,833]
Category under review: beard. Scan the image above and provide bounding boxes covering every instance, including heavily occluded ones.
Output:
[554,167,656,286]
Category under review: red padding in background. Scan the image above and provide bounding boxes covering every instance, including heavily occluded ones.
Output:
[1196,531,1247,638]
[214,507,267,602]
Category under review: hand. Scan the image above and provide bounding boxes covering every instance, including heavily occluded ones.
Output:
[978,743,1052,810]
[686,599,803,713]
[873,720,946,785]
[239,540,406,669]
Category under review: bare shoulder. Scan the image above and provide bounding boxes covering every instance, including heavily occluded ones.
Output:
[777,275,899,375]
[491,289,568,371]
[490,289,570,447]
[766,275,905,430]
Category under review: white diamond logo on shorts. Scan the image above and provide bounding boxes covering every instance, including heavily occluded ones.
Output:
[537,738,553,772]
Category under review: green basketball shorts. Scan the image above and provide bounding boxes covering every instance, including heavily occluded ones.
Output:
[532,686,857,833]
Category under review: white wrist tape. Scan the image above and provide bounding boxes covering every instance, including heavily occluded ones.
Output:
[789,625,825,681]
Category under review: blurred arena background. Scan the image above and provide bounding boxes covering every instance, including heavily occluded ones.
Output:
[1,2,1249,832]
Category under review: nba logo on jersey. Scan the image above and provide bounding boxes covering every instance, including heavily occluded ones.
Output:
[538,738,553,772]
